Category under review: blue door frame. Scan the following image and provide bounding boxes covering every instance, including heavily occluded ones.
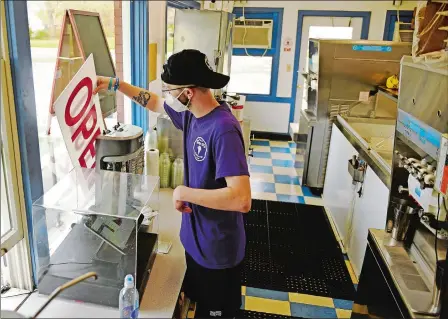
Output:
[289,11,371,123]
[130,0,149,134]
[383,10,414,41]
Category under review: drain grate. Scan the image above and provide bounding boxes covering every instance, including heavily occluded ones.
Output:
[242,199,356,301]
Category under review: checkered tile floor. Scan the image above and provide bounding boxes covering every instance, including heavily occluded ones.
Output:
[241,139,357,318]
[189,139,358,318]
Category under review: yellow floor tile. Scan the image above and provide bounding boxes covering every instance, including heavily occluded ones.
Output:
[250,173,275,183]
[336,308,352,318]
[242,286,246,296]
[273,166,298,176]
[244,296,291,316]
[271,152,294,160]
[251,192,277,201]
[250,157,273,166]
[253,146,271,152]
[304,197,323,206]
[288,293,334,308]
[345,260,359,284]
[275,183,303,196]
[295,154,305,162]
[270,141,290,147]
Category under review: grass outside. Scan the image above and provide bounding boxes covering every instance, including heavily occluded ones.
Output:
[30,37,115,50]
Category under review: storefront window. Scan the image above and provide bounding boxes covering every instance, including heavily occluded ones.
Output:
[27,1,115,192]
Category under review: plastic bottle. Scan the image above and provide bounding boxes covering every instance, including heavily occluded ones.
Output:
[159,153,171,188]
[172,158,184,188]
[119,274,139,319]
[148,127,158,150]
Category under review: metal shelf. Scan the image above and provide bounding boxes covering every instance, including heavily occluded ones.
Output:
[378,86,398,102]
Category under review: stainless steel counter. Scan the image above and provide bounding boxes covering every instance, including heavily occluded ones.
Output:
[369,229,440,318]
[335,116,393,189]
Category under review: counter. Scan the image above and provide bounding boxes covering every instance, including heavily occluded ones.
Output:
[366,229,438,318]
[334,116,393,189]
[16,189,185,318]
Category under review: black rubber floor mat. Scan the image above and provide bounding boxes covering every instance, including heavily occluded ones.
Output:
[242,200,356,301]
[239,310,303,319]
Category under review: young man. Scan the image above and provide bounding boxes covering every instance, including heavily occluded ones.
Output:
[95,49,251,317]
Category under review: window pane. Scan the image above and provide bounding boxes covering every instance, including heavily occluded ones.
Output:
[1,153,12,237]
[227,55,272,95]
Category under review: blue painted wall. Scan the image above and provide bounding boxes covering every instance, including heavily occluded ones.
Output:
[383,10,414,41]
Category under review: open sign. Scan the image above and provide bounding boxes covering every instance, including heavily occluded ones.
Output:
[53,55,105,169]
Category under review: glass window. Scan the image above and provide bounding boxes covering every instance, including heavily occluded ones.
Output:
[1,144,11,237]
[227,55,273,95]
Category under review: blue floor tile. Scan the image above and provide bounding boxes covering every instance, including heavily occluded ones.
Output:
[354,284,358,291]
[301,186,319,197]
[343,254,349,260]
[333,299,354,310]
[277,194,305,204]
[294,161,304,168]
[272,159,294,167]
[250,165,273,174]
[253,151,271,159]
[252,140,270,146]
[251,181,276,193]
[274,175,300,185]
[245,287,289,301]
[289,142,296,148]
[271,146,290,153]
[290,303,337,319]
[241,296,245,310]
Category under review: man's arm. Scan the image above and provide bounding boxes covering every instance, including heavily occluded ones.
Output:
[173,175,251,213]
[94,76,163,113]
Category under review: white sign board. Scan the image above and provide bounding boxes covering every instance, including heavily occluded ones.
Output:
[53,54,105,168]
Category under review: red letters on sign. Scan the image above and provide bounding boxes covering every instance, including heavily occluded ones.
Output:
[65,77,93,126]
[78,128,101,168]
[71,103,98,142]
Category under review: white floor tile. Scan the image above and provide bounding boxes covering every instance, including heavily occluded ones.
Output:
[251,192,277,201]
[304,196,323,206]
[271,153,294,160]
[252,146,271,153]
[250,173,275,183]
[270,141,290,147]
[272,166,298,176]
[275,183,303,196]
[250,158,273,166]
[295,154,305,162]
[253,138,269,141]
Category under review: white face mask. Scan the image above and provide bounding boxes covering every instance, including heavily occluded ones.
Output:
[164,89,190,112]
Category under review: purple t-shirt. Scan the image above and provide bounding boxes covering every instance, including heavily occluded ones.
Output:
[164,102,249,269]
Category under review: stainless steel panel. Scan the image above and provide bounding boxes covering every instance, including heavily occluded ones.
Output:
[398,56,448,134]
[173,10,233,96]
[303,39,411,189]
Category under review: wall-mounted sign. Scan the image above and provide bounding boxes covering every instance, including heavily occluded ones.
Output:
[53,54,105,169]
[283,37,293,52]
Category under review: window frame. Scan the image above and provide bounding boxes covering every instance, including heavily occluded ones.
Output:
[230,7,283,99]
[1,0,26,256]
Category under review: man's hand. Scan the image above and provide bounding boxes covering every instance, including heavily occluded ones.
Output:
[173,185,192,213]
[93,76,113,95]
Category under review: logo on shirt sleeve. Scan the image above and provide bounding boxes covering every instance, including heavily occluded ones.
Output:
[193,137,207,162]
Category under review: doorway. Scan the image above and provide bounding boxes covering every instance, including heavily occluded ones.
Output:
[290,11,371,125]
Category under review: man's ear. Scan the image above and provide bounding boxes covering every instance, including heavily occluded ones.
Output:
[185,88,194,99]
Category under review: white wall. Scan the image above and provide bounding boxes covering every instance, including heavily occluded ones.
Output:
[239,1,417,134]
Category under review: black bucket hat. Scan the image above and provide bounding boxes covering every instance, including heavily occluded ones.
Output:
[161,49,230,89]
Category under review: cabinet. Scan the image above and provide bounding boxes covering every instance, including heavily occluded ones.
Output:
[347,167,389,277]
[323,124,359,247]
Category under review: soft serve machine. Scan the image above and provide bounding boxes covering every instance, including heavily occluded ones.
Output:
[385,56,448,316]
